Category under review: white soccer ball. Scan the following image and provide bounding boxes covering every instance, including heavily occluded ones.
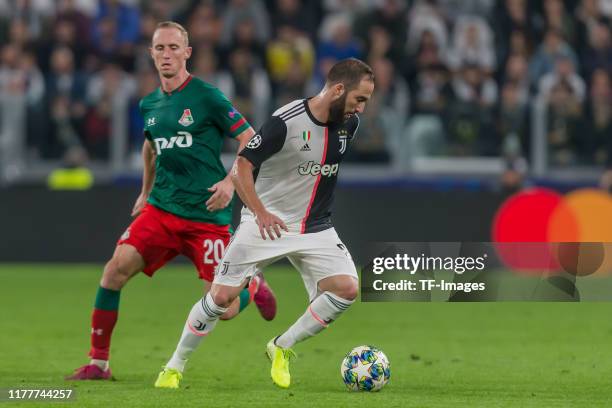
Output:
[340,345,391,391]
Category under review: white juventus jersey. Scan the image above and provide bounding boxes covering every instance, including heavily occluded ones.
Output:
[239,98,360,233]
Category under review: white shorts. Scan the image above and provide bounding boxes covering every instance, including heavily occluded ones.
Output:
[214,220,358,301]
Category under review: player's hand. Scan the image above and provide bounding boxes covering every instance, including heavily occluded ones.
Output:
[131,192,148,217]
[206,178,234,212]
[254,210,289,240]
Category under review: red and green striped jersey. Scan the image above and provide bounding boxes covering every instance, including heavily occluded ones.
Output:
[139,75,250,224]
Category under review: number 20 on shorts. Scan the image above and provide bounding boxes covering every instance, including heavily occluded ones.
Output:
[203,239,225,264]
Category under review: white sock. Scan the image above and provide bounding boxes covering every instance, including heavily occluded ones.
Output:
[166,293,227,372]
[90,359,109,371]
[276,292,354,349]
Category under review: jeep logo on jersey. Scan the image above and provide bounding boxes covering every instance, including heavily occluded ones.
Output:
[178,108,194,126]
[153,131,193,154]
[298,161,339,177]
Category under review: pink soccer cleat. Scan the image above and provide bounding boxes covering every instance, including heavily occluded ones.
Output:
[65,364,112,380]
[253,274,277,321]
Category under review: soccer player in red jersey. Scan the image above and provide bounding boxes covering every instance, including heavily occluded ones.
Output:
[66,21,276,381]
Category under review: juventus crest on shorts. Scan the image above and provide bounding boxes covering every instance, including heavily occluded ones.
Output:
[239,99,360,234]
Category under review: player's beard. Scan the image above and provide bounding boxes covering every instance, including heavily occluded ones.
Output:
[328,93,347,124]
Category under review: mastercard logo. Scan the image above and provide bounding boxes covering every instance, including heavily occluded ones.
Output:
[492,187,612,276]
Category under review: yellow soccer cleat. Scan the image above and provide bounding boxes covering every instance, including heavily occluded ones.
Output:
[154,367,182,389]
[266,338,297,389]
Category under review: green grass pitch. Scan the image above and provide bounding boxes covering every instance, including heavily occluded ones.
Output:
[1,264,611,407]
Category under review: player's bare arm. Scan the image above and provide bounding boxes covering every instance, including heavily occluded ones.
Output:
[131,140,156,217]
[231,156,288,240]
[206,127,255,212]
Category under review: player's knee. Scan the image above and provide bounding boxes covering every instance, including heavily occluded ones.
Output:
[101,257,132,289]
[101,260,123,289]
[334,279,359,301]
[210,289,234,308]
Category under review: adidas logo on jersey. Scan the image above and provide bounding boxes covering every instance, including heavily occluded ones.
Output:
[300,130,311,151]
[153,131,193,155]
[298,161,338,177]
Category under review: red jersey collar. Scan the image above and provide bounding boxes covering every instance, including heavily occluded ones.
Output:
[162,74,193,95]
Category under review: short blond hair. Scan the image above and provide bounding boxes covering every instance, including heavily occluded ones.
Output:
[154,21,189,46]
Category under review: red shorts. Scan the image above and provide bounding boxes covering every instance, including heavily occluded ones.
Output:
[117,204,230,281]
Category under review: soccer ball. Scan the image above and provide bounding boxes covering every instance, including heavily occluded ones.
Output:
[340,345,390,391]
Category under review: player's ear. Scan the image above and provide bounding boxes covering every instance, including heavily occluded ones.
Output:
[185,46,192,60]
[330,83,344,101]
[335,83,345,97]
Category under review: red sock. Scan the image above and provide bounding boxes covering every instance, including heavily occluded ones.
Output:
[89,309,118,361]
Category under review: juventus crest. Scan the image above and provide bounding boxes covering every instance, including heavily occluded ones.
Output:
[338,129,348,154]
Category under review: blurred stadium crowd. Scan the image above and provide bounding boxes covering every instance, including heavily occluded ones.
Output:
[1,0,612,174]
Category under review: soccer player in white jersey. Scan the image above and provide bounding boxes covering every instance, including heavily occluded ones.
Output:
[155,58,375,389]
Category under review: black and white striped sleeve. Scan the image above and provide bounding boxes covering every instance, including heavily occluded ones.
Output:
[239,116,287,168]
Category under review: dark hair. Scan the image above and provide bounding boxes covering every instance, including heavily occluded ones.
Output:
[326,58,374,91]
